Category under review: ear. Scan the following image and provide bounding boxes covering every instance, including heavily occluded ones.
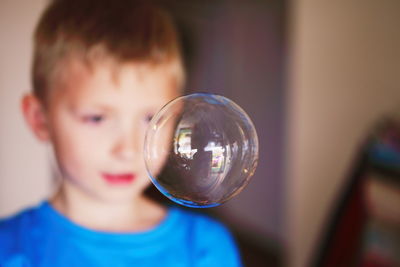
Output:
[21,94,50,142]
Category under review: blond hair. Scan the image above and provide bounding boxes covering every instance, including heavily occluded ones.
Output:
[32,0,184,104]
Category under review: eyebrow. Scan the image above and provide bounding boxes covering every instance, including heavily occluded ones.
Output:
[68,101,116,113]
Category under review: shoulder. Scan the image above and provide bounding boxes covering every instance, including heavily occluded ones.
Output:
[0,204,40,260]
[170,207,242,266]
[174,208,233,238]
[0,208,32,241]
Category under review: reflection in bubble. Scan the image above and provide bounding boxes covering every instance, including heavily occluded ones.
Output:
[144,93,259,208]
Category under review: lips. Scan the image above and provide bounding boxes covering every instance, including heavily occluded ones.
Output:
[102,173,135,185]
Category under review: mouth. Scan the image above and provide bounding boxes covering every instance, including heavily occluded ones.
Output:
[102,173,135,185]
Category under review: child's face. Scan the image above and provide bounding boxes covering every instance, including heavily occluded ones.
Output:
[45,58,179,203]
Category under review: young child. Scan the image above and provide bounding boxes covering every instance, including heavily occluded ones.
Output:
[0,0,242,266]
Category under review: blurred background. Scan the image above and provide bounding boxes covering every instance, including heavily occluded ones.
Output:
[0,0,399,266]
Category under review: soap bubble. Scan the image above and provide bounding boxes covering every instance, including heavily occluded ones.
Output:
[144,93,259,208]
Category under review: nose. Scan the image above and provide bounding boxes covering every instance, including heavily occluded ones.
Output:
[112,126,142,161]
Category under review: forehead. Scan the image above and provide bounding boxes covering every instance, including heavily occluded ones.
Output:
[50,57,181,108]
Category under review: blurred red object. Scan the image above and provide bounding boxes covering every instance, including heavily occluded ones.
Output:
[312,117,400,267]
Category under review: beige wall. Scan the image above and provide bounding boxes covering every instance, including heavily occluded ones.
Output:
[287,1,400,266]
[0,0,50,217]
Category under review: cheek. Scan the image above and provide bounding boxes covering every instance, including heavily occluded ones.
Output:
[140,175,152,187]
[52,134,92,176]
[145,121,175,178]
[51,123,108,174]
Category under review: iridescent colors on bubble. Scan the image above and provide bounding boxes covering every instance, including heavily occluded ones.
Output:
[144,93,259,208]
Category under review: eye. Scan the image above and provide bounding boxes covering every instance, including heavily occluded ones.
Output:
[82,114,105,125]
[145,114,154,123]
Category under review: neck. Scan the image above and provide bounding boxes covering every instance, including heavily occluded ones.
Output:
[50,183,166,232]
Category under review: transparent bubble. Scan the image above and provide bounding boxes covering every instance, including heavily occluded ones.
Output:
[144,93,259,208]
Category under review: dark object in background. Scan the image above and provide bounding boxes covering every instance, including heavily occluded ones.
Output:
[312,117,400,267]
[155,1,287,266]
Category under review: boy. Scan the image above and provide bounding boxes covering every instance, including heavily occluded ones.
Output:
[0,0,242,266]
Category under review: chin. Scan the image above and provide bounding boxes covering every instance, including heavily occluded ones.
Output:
[96,189,146,204]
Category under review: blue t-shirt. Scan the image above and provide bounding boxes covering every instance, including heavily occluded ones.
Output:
[0,201,241,267]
